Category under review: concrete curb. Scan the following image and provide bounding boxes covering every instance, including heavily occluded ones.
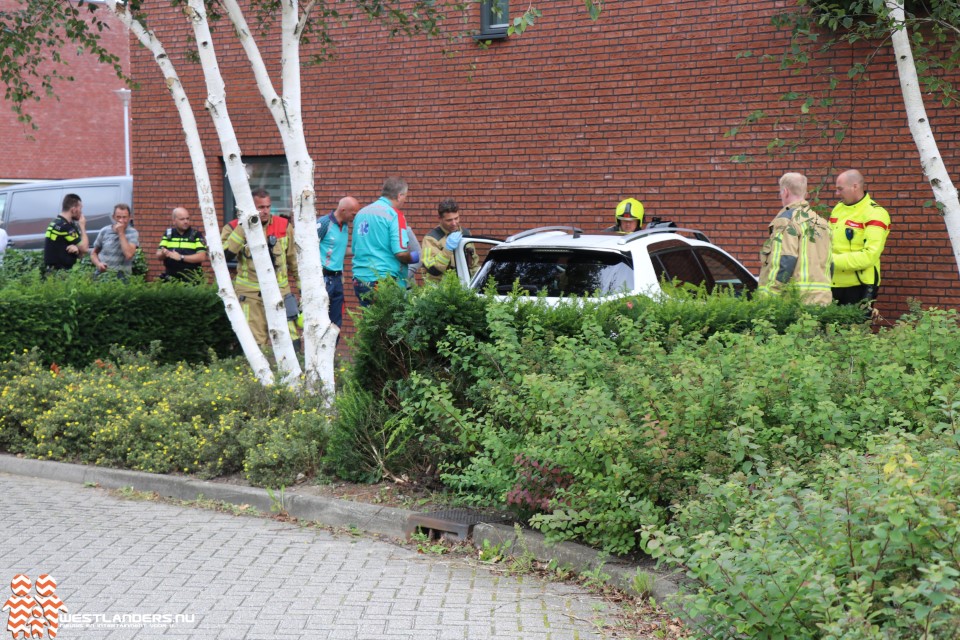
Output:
[0,454,680,602]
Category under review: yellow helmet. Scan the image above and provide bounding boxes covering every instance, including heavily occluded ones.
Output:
[615,198,644,226]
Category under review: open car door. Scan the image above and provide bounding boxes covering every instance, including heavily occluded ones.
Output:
[454,236,502,286]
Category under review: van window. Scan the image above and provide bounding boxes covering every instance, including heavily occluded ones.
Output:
[74,185,124,234]
[7,189,61,237]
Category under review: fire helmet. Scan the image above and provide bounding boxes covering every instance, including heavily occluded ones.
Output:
[615,198,644,226]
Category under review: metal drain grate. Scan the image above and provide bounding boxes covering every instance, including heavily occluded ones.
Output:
[405,509,514,541]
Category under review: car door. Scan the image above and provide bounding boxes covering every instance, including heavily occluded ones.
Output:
[694,247,758,296]
[455,236,501,286]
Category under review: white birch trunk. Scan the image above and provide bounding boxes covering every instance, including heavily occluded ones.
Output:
[221,0,338,398]
[106,0,275,386]
[886,0,960,277]
[185,0,303,386]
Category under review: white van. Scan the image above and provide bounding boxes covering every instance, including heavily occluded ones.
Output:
[0,176,134,250]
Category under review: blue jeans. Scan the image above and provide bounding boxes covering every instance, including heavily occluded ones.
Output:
[353,278,376,308]
[325,274,345,327]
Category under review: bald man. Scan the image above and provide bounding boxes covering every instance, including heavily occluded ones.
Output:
[157,206,207,281]
[317,196,361,328]
[830,170,891,309]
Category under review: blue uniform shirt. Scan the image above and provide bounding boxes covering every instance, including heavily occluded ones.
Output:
[351,197,408,283]
[317,212,349,271]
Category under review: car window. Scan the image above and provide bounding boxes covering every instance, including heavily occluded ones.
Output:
[650,247,707,288]
[696,247,756,295]
[474,247,634,296]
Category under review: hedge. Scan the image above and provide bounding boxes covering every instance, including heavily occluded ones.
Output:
[0,257,236,366]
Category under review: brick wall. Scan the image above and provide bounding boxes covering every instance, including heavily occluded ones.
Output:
[0,2,131,182]
[131,0,960,343]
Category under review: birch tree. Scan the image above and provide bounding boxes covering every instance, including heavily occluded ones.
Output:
[728,0,960,277]
[0,0,468,396]
[1,0,605,394]
[885,0,960,277]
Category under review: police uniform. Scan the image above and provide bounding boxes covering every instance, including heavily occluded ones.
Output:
[43,215,83,271]
[159,226,207,281]
[829,195,891,305]
[224,215,298,346]
[758,200,833,305]
[422,226,479,282]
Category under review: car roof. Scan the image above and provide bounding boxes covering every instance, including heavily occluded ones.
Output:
[497,225,714,251]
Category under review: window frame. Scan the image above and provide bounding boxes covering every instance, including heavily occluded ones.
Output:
[479,0,509,40]
[221,156,292,225]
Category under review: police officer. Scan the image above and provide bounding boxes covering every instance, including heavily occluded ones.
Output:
[43,193,89,272]
[422,198,479,283]
[830,170,891,310]
[758,173,832,305]
[605,198,644,233]
[157,207,207,281]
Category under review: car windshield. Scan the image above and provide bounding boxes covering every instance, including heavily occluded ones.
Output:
[473,247,634,297]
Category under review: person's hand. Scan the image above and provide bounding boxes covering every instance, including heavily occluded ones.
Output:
[445,231,462,251]
[113,220,125,234]
[76,213,87,229]
[409,250,420,264]
[66,245,79,255]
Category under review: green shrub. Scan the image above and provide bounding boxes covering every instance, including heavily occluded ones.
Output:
[0,267,235,366]
[425,305,960,553]
[0,349,329,486]
[642,429,960,639]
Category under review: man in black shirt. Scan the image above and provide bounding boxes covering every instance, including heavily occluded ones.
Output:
[43,193,89,271]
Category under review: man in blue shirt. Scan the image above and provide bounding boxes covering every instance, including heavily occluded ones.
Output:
[318,196,360,328]
[351,177,419,307]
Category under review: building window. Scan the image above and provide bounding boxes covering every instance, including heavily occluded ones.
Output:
[221,156,291,224]
[480,0,509,40]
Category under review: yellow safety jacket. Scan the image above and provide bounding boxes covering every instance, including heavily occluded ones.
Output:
[829,195,890,288]
[224,215,298,295]
[422,226,480,282]
[758,200,833,305]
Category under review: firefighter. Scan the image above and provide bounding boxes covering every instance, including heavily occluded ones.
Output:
[223,189,299,348]
[422,198,480,282]
[758,173,832,305]
[605,198,644,233]
[830,170,891,311]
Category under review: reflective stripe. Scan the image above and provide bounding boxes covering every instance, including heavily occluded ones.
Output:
[866,220,889,230]
[845,220,864,229]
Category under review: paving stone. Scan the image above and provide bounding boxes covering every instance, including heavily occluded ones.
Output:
[0,473,619,639]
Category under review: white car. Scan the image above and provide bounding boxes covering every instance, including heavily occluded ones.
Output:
[458,225,757,302]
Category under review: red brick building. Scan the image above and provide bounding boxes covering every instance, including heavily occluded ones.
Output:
[0,2,131,184]
[129,0,960,324]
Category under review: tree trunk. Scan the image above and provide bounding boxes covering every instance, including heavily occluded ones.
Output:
[186,0,303,386]
[221,0,338,398]
[886,0,960,277]
[106,0,275,386]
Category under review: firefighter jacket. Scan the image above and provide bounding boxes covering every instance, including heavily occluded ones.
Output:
[224,214,298,295]
[758,200,833,305]
[422,226,480,282]
[829,195,891,288]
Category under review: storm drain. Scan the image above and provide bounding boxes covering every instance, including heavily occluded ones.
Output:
[405,509,514,541]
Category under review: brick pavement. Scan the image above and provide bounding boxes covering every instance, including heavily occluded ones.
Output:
[0,473,620,639]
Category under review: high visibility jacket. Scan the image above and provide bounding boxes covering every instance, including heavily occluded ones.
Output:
[829,195,890,288]
[758,200,833,305]
[224,215,298,295]
[422,226,479,282]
